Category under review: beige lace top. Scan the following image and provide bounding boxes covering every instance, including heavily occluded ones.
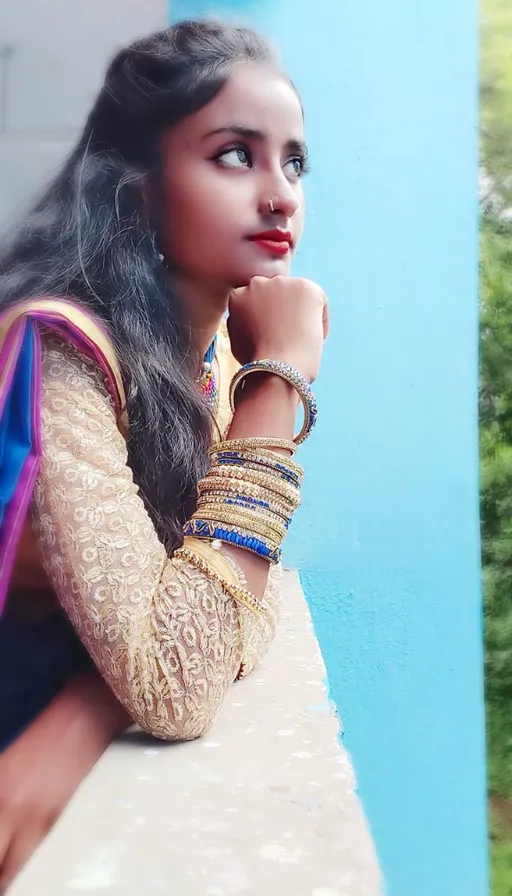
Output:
[30,334,282,741]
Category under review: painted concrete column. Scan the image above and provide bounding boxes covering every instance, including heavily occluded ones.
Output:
[171,2,487,894]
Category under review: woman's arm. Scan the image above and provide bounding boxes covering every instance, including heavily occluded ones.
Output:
[32,336,290,741]
[0,672,129,892]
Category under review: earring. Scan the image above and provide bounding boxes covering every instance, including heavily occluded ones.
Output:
[268,198,275,213]
[156,253,164,263]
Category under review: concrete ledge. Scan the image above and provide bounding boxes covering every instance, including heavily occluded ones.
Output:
[12,571,382,896]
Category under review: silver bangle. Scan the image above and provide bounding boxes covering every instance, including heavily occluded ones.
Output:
[229,360,318,446]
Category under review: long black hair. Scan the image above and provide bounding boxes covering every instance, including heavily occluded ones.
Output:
[0,20,279,551]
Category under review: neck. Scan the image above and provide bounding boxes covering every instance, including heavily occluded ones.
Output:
[175,277,229,356]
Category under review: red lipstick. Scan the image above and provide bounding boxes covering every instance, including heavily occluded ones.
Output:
[248,229,292,257]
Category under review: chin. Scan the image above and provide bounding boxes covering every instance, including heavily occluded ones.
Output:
[232,259,292,286]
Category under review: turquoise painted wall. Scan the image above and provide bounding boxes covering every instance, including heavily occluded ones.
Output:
[172,2,487,893]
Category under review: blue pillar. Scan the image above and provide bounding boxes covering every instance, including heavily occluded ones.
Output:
[172,2,486,894]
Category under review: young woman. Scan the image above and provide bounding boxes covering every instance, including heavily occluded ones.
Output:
[0,19,327,888]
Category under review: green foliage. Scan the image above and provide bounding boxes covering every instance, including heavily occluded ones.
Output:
[490,815,512,896]
[481,218,512,718]
[480,2,512,809]
[481,0,512,210]
[480,0,512,890]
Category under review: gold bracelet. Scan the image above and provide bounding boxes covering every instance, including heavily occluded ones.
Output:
[210,437,298,457]
[206,466,301,503]
[198,489,293,522]
[196,503,288,540]
[192,505,287,543]
[184,519,281,563]
[196,496,289,528]
[212,458,302,485]
[199,482,300,517]
[199,481,294,516]
[210,447,304,481]
[199,474,299,505]
[190,509,285,546]
[204,462,302,496]
[173,547,266,615]
[229,360,318,446]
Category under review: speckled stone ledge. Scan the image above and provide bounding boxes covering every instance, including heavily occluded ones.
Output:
[11,571,382,896]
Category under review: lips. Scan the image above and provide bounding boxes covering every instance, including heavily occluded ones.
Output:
[248,229,293,257]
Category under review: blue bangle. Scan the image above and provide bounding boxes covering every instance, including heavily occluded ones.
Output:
[183,519,281,564]
[229,360,318,446]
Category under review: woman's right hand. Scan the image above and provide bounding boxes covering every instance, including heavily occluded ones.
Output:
[228,275,329,383]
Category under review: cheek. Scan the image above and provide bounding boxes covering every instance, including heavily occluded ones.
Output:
[167,176,237,243]
[293,204,306,245]
[162,178,239,275]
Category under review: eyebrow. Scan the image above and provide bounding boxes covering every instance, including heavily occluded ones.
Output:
[203,125,308,157]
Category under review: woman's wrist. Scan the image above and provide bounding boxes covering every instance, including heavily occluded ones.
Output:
[228,373,299,445]
[230,361,317,447]
[181,368,308,599]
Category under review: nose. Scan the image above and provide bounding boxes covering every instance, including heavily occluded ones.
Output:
[259,175,300,220]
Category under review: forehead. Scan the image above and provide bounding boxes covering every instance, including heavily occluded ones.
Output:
[172,63,305,145]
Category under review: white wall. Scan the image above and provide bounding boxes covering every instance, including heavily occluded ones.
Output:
[0,0,167,232]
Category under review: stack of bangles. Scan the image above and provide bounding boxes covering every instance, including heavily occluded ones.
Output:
[174,359,317,613]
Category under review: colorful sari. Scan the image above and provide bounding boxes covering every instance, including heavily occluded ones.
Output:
[0,298,126,618]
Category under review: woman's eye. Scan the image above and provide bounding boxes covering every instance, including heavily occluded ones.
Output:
[284,157,305,177]
[217,147,251,168]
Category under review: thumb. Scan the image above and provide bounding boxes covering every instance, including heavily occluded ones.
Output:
[228,285,248,306]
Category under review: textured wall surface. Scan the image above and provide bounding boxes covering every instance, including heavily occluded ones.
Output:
[0,0,167,230]
[12,574,382,896]
[173,2,487,895]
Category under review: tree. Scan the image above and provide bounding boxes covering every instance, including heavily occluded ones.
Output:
[480,0,512,802]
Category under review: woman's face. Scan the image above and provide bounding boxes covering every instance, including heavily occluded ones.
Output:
[160,63,307,293]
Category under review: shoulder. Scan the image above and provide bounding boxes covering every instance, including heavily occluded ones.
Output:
[38,332,129,476]
[40,331,116,415]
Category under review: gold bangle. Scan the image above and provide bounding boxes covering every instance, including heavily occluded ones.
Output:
[205,462,301,494]
[210,437,298,457]
[199,479,300,514]
[184,519,281,563]
[196,497,288,526]
[212,458,301,484]
[196,505,288,541]
[198,489,293,522]
[205,466,301,503]
[210,447,304,481]
[229,360,318,446]
[190,508,285,544]
[192,506,287,542]
[173,547,266,615]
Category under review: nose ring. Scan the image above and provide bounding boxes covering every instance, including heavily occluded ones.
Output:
[268,198,275,213]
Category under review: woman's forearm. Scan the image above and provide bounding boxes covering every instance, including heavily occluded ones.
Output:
[23,673,131,767]
[221,373,300,596]
[0,674,130,890]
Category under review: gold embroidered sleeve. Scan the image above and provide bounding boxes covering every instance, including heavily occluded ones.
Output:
[31,337,282,741]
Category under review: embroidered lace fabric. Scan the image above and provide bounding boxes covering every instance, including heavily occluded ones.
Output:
[31,336,282,741]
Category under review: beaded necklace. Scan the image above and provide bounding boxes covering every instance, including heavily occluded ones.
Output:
[197,336,218,411]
